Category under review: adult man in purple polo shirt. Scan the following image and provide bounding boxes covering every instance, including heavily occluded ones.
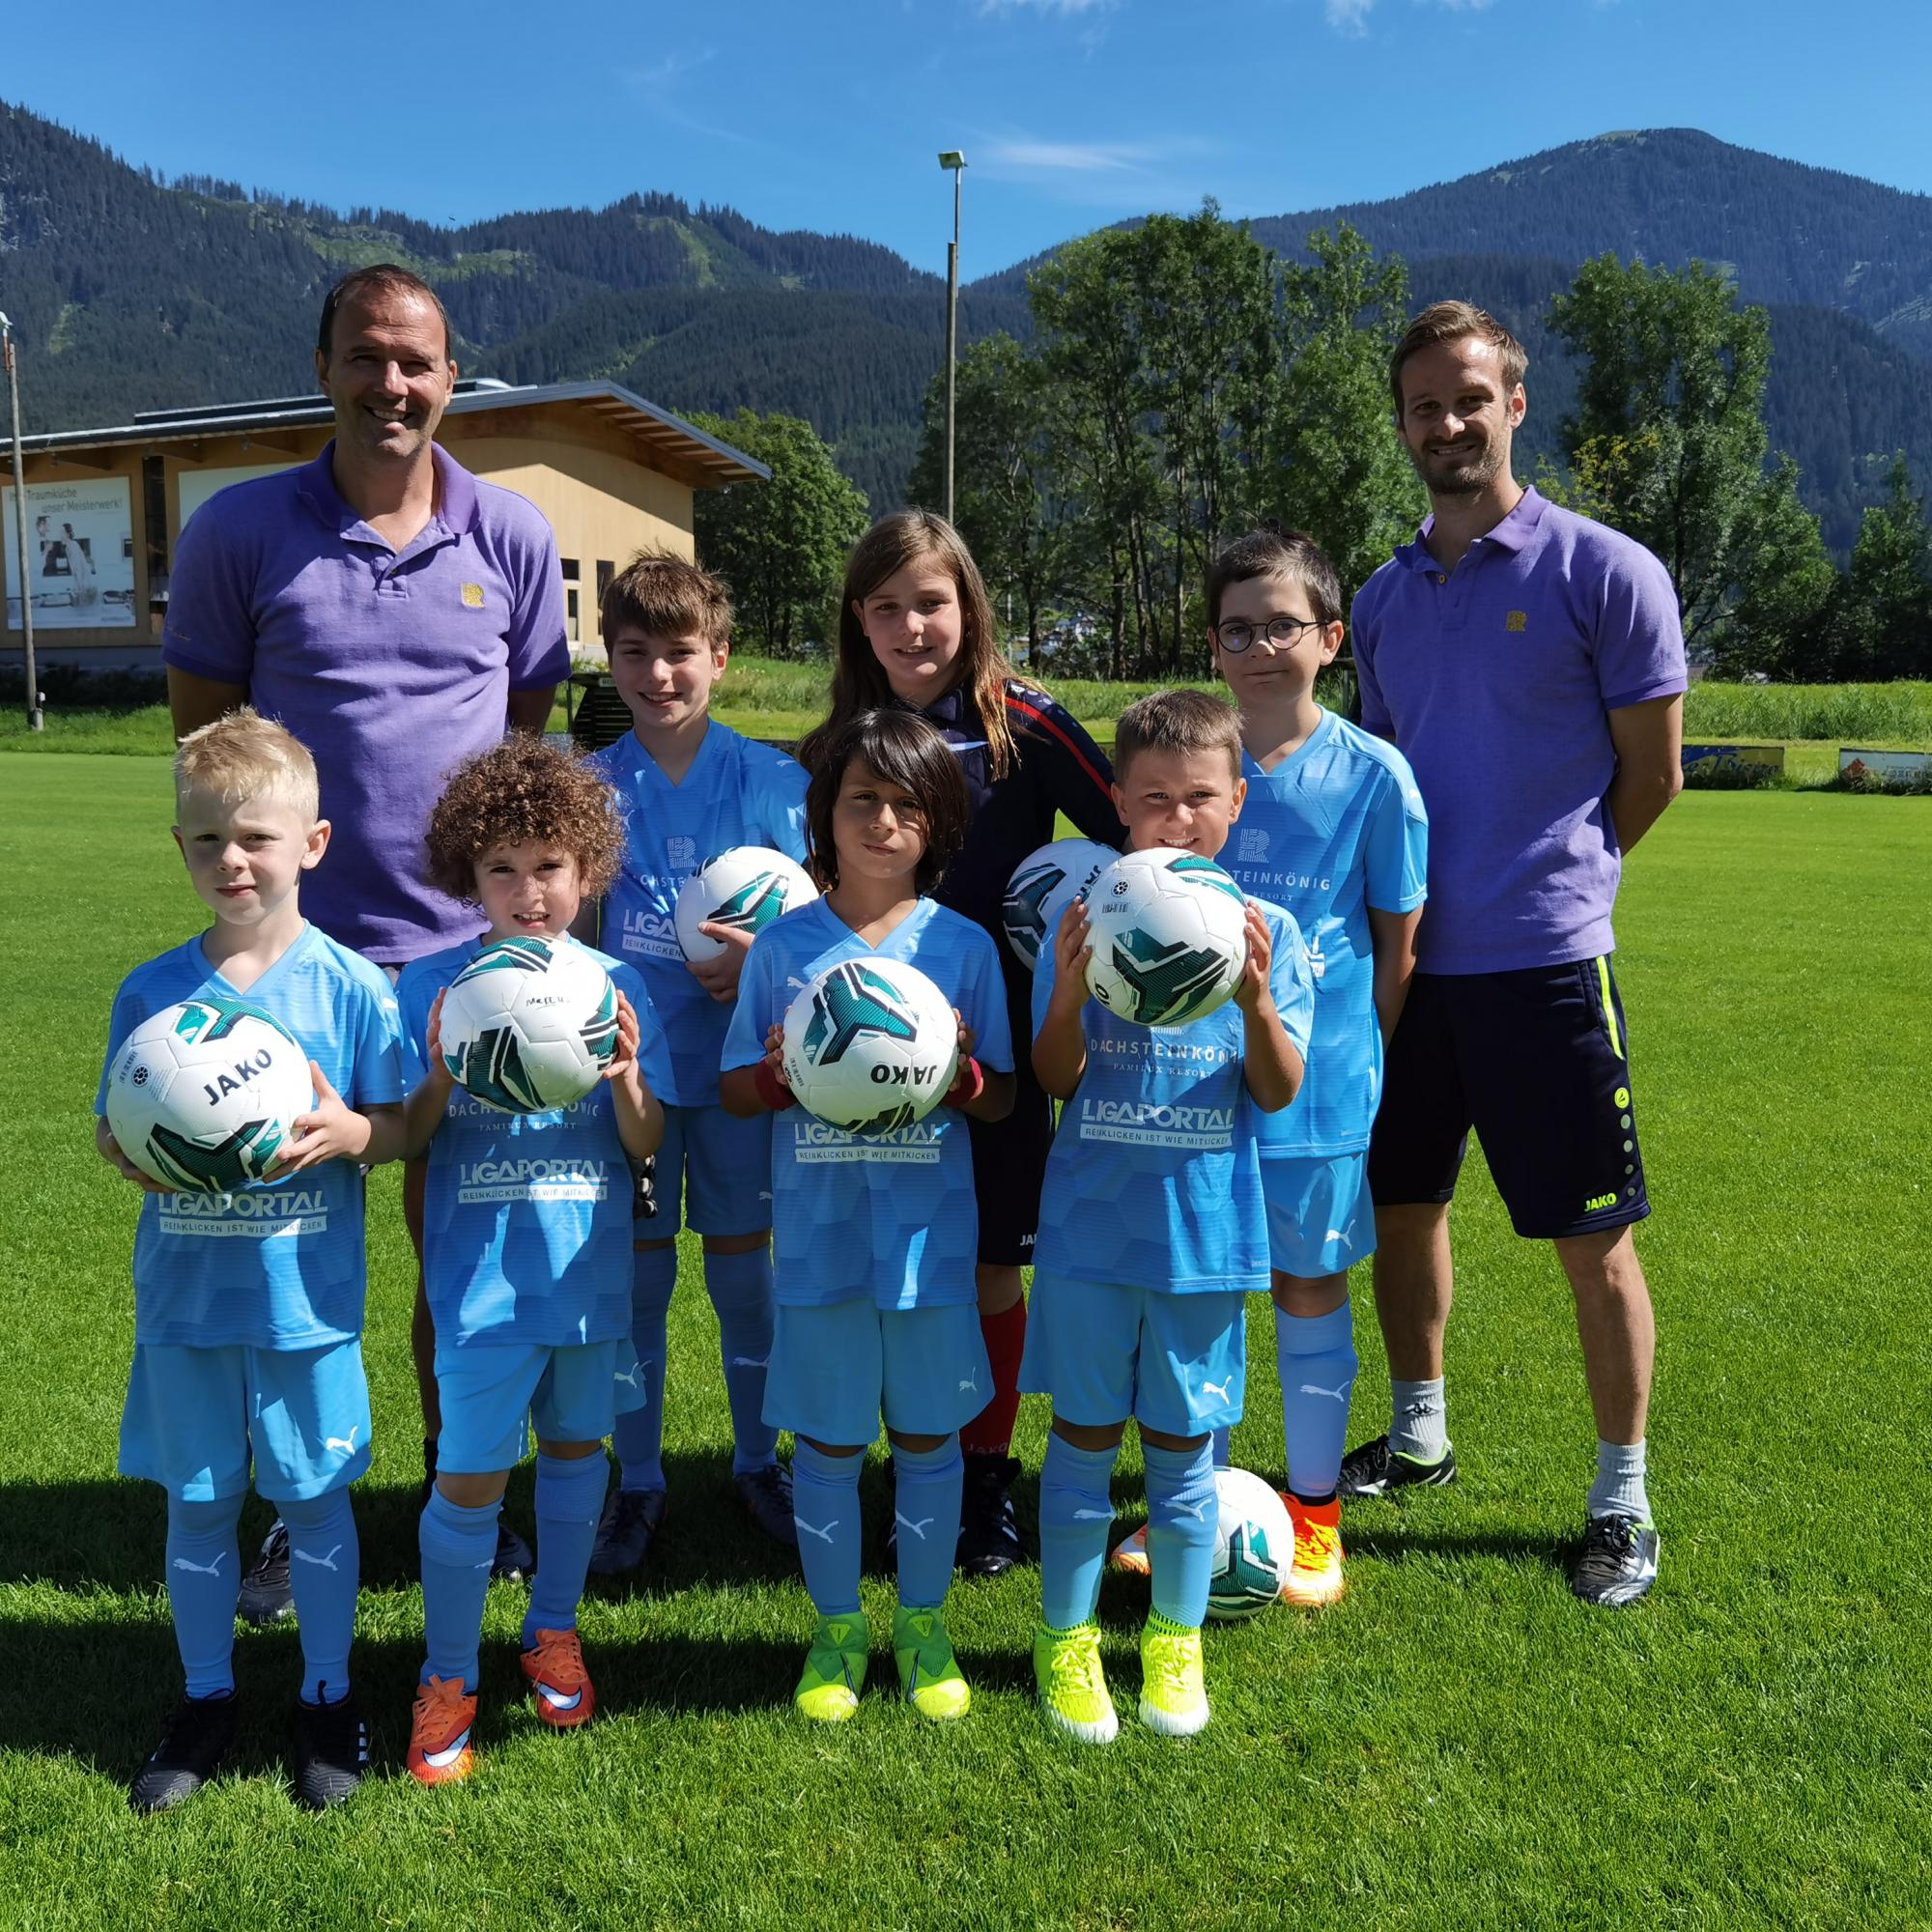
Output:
[164,265,568,1609]
[1341,301,1685,1607]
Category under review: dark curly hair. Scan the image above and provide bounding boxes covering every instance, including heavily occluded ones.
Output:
[425,736,625,904]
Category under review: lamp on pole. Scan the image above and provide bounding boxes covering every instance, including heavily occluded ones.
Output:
[0,314,42,733]
[938,150,967,526]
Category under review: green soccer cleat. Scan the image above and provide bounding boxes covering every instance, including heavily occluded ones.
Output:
[893,1606,971,1721]
[1138,1611,1209,1738]
[1033,1621,1119,1745]
[794,1611,869,1723]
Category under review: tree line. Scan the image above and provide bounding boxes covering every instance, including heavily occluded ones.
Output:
[702,208,1930,682]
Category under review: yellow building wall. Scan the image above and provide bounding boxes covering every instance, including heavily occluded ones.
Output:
[8,410,699,663]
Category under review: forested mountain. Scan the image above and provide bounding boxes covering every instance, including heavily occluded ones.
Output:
[3,104,1929,544]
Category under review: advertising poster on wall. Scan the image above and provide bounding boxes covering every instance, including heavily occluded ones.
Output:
[4,476,137,630]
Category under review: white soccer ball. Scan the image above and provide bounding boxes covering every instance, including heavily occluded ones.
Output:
[674,846,819,964]
[780,956,959,1137]
[1206,1468,1294,1622]
[1001,838,1118,972]
[104,997,315,1192]
[1083,848,1250,1027]
[440,935,619,1115]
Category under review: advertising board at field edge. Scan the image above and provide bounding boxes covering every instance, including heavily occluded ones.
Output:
[1681,743,1786,777]
[3,477,137,630]
[1838,749,1930,781]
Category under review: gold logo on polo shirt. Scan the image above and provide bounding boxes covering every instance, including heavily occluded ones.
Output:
[1505,610,1527,632]
[461,582,485,609]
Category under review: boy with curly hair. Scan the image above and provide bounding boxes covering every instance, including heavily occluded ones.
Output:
[395,738,671,1785]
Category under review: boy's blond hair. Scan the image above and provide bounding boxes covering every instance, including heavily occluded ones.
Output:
[174,708,320,822]
[1113,689,1243,785]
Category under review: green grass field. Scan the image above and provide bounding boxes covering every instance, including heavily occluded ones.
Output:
[2,753,1929,1929]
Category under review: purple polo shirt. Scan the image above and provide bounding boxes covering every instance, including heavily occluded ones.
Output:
[163,442,569,964]
[1350,488,1685,976]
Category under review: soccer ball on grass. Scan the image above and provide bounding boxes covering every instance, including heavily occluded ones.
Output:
[1206,1468,1294,1621]
[440,935,619,1115]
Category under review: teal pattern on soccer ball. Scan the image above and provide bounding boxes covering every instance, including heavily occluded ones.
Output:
[1208,1520,1281,1616]
[170,995,300,1049]
[1002,861,1064,958]
[579,976,620,1066]
[453,934,553,980]
[1167,854,1246,902]
[145,1116,289,1192]
[1099,928,1234,1027]
[707,872,793,937]
[802,961,919,1065]
[445,1027,549,1114]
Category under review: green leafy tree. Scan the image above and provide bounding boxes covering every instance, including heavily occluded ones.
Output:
[1548,255,1832,658]
[690,409,869,658]
[1816,454,1932,680]
[908,333,1067,665]
[1258,226,1424,605]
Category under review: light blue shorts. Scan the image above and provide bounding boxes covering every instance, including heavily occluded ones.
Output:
[1020,1273,1245,1437]
[764,1297,991,1447]
[1261,1151,1376,1279]
[120,1338,372,1504]
[433,1337,619,1473]
[644,1102,774,1238]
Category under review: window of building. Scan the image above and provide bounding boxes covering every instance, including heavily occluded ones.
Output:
[595,560,614,627]
[560,557,580,582]
[566,587,580,643]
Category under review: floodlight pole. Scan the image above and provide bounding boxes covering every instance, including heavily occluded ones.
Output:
[938,151,967,526]
[0,315,41,732]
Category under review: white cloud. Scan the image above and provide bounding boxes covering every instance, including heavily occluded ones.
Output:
[1325,0,1375,29]
[980,138,1154,174]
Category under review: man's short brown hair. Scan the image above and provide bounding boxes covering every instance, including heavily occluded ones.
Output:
[1388,300,1527,417]
[1113,689,1243,786]
[601,552,733,651]
[317,264,453,362]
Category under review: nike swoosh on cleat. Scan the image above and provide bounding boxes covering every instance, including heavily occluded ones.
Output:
[422,1730,471,1768]
[537,1686,583,1711]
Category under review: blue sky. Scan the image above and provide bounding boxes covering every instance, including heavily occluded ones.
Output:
[10,0,1932,276]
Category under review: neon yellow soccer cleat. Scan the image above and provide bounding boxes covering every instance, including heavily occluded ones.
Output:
[893,1606,971,1721]
[1138,1611,1209,1738]
[1033,1621,1119,1745]
[794,1611,869,1723]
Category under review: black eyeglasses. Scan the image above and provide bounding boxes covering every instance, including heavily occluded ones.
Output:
[1213,615,1327,655]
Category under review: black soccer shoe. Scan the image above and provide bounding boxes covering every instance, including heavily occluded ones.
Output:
[733,1463,798,1548]
[1335,1435,1457,1501]
[238,1521,296,1626]
[1570,1515,1661,1607]
[130,1692,240,1814]
[588,1486,668,1577]
[293,1687,369,1810]
[493,1518,534,1583]
[956,1453,1025,1578]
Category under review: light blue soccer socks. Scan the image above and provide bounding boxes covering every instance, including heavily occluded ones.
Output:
[523,1452,608,1648]
[706,1246,779,1477]
[1038,1434,1118,1632]
[280,1486,358,1703]
[892,1435,964,1611]
[164,1493,245,1698]
[1389,1376,1449,1466]
[791,1440,864,1618]
[1588,1438,1652,1523]
[612,1241,678,1493]
[1142,1440,1217,1629]
[418,1489,500,1694]
[1208,1425,1234,1470]
[1278,1300,1358,1500]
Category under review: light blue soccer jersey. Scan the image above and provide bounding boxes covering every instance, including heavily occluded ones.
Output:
[398,935,672,1350]
[590,723,810,1107]
[1031,898,1314,1293]
[96,923,405,1350]
[1220,712,1428,1157]
[723,897,1012,1312]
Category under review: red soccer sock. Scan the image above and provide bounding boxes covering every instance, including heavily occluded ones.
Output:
[959,1297,1028,1457]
